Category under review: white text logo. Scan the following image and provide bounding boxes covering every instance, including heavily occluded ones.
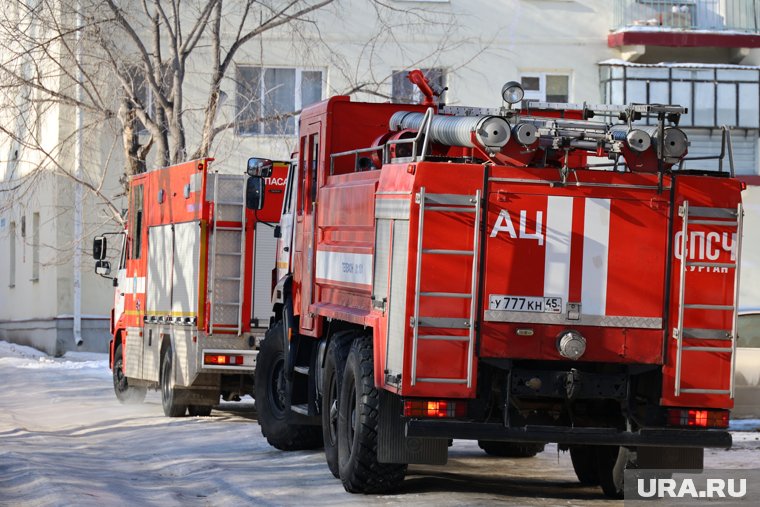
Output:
[489,209,544,245]
[638,478,746,499]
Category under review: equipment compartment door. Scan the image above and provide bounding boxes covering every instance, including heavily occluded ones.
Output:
[481,172,669,363]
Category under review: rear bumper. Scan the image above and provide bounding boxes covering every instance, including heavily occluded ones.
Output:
[406,420,732,449]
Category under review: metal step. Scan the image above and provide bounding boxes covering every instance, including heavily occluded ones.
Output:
[419,335,470,342]
[294,366,310,375]
[215,252,242,257]
[414,317,471,329]
[689,207,737,219]
[420,292,472,299]
[215,301,242,306]
[422,249,474,255]
[683,346,733,353]
[425,206,477,213]
[688,219,738,226]
[683,304,734,311]
[682,328,732,340]
[214,201,245,206]
[216,277,242,281]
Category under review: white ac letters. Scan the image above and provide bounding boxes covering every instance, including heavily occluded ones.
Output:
[490,209,544,245]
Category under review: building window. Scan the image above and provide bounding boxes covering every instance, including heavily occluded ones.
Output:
[9,221,15,288]
[130,184,144,260]
[520,73,570,104]
[31,212,39,281]
[126,66,170,134]
[599,63,760,129]
[392,68,446,104]
[236,67,323,136]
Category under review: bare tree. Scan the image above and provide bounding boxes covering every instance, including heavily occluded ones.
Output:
[0,0,477,229]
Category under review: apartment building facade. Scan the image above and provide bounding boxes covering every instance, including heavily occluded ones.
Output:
[1,0,758,354]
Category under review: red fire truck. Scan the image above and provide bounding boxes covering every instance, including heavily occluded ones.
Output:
[250,74,743,498]
[93,158,287,416]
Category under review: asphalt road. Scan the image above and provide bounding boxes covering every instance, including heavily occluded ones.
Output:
[1,342,758,506]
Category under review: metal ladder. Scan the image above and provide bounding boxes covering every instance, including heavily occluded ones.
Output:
[208,174,247,336]
[410,187,481,388]
[674,200,743,397]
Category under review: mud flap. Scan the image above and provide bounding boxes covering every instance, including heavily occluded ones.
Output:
[171,385,220,406]
[377,391,448,465]
[637,446,704,471]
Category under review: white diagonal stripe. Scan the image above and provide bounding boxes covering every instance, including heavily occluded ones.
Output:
[582,198,611,316]
[544,196,573,313]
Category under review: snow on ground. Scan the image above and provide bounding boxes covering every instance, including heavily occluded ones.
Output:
[1,340,759,507]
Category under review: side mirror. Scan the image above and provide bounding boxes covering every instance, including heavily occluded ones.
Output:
[273,225,282,238]
[246,176,265,210]
[95,260,112,276]
[247,157,273,177]
[93,236,107,260]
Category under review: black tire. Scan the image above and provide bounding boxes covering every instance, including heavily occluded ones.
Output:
[596,445,629,499]
[338,336,407,493]
[321,333,354,478]
[112,344,147,404]
[188,405,213,417]
[569,446,600,485]
[161,345,187,417]
[477,441,545,458]
[254,322,322,450]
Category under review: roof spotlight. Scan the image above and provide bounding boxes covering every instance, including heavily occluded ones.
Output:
[501,81,524,105]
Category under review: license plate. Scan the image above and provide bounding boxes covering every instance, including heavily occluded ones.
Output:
[488,295,562,313]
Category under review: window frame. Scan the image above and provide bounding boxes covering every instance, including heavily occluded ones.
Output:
[520,72,571,104]
[235,66,324,137]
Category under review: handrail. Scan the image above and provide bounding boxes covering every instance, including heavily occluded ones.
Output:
[677,126,735,177]
[329,146,381,175]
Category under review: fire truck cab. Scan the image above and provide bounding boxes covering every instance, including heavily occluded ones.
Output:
[93,158,287,416]
[254,75,743,498]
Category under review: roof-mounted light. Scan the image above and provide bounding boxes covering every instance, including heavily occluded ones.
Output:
[501,81,524,105]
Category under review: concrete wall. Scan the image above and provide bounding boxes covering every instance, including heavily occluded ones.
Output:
[0,317,109,357]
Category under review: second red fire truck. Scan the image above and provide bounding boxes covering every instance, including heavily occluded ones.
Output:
[249,73,744,498]
[93,158,287,416]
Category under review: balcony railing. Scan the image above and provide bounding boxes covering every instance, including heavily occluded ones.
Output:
[612,0,760,33]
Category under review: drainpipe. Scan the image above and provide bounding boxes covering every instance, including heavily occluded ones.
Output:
[73,5,83,347]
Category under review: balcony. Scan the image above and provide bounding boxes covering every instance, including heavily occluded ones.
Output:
[610,0,760,52]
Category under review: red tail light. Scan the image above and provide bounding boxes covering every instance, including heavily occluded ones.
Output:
[667,409,729,428]
[204,354,244,366]
[403,399,467,418]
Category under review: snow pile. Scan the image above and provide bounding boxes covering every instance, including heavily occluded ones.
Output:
[0,340,109,373]
[730,419,760,432]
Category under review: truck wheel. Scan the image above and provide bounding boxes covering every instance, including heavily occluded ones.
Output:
[338,336,407,493]
[112,344,146,404]
[161,345,187,417]
[569,446,600,485]
[477,441,545,457]
[596,445,628,499]
[321,332,354,478]
[254,322,322,450]
[188,405,212,417]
